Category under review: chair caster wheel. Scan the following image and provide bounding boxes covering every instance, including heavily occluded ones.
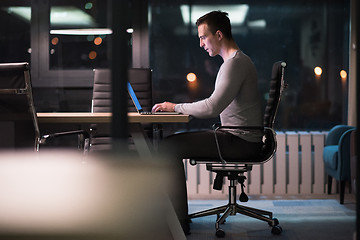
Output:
[215,228,225,238]
[268,218,279,226]
[271,225,282,235]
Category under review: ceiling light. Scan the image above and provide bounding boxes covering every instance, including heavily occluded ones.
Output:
[4,6,30,21]
[247,19,266,28]
[50,28,113,35]
[51,6,95,27]
[180,4,249,25]
[4,6,96,27]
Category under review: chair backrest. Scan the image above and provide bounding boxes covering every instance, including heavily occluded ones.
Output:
[257,61,286,162]
[0,62,40,150]
[193,61,287,164]
[325,125,355,146]
[92,69,112,113]
[263,61,287,128]
[128,68,153,112]
[92,68,153,113]
[90,68,153,152]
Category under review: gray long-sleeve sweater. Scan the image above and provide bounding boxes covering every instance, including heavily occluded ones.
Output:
[174,50,263,142]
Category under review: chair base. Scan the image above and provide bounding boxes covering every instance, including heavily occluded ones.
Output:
[189,179,282,237]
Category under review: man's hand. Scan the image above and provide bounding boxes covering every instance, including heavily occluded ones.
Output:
[152,101,176,112]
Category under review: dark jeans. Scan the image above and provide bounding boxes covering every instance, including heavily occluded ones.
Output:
[159,130,263,222]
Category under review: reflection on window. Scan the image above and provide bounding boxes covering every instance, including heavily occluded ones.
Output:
[149,1,350,131]
[49,1,110,70]
[0,4,31,63]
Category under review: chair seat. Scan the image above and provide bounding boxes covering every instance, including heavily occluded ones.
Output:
[191,156,268,165]
[90,136,112,145]
[323,145,339,171]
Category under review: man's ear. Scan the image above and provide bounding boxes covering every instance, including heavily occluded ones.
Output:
[216,30,223,40]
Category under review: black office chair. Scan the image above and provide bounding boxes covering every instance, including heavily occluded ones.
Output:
[188,61,287,238]
[89,68,153,152]
[0,62,88,151]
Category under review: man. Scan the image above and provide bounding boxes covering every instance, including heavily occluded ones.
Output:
[152,11,263,235]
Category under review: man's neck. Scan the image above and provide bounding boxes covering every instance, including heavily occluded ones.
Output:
[219,40,240,61]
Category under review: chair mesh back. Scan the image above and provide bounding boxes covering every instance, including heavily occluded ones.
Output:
[92,68,153,113]
[128,68,152,112]
[0,64,27,90]
[263,61,286,128]
[0,62,39,149]
[90,68,153,152]
[92,69,112,113]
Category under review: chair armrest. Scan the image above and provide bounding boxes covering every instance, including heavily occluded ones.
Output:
[213,125,266,164]
[212,123,264,131]
[39,130,90,150]
[326,125,355,146]
[189,125,276,166]
[338,128,356,180]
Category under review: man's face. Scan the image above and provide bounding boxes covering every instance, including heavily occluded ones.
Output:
[197,23,220,57]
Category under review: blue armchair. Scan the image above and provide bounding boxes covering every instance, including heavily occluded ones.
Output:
[323,125,356,204]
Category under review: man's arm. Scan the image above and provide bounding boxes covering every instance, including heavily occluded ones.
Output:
[175,59,247,118]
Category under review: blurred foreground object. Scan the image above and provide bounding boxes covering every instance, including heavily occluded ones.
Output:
[0,150,179,240]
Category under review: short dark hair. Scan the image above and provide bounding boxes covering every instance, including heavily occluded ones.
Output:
[196,11,233,40]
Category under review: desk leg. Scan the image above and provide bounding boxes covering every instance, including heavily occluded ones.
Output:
[130,124,185,239]
[166,195,187,240]
[152,123,163,152]
[129,123,153,160]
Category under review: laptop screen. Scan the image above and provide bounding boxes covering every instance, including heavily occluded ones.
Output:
[127,81,143,112]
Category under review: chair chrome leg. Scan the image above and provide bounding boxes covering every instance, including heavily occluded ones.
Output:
[215,206,232,229]
[235,204,274,225]
[189,178,281,234]
[189,205,228,219]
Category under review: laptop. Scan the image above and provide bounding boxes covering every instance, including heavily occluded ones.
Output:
[127,82,180,115]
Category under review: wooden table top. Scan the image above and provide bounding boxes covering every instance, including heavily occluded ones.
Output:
[37,112,191,123]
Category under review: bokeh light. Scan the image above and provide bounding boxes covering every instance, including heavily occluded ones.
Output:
[88,51,97,60]
[314,66,322,76]
[94,37,102,45]
[51,37,59,45]
[340,70,347,79]
[186,72,197,82]
[85,2,93,10]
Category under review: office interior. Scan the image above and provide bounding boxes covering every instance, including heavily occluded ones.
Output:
[0,0,359,239]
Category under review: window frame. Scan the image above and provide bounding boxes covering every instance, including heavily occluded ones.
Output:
[30,0,93,88]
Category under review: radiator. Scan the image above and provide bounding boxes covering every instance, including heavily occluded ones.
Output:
[185,131,328,199]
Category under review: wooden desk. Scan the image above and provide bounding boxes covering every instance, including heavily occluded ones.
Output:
[37,112,191,159]
[37,112,191,124]
[37,112,189,239]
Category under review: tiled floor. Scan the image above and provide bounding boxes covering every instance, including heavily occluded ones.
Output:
[187,194,356,239]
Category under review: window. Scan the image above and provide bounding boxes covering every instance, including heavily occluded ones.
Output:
[49,0,110,70]
[0,0,351,125]
[149,0,350,130]
[0,0,135,112]
[30,0,111,89]
[0,1,31,63]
